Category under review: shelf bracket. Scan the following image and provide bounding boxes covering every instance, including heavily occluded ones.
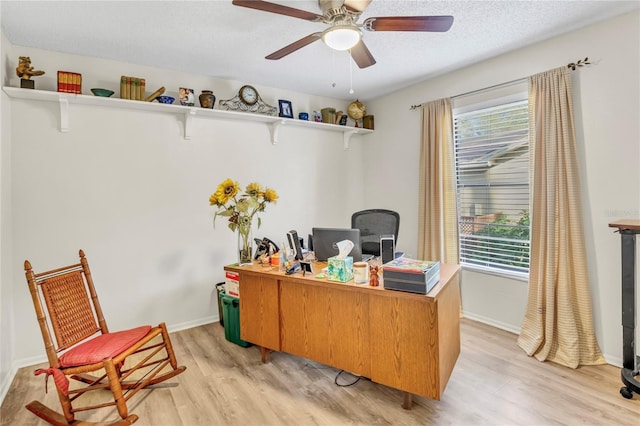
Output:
[58,96,69,132]
[184,108,197,140]
[268,119,286,145]
[343,130,357,150]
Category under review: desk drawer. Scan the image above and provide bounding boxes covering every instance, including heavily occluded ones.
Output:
[280,281,371,377]
[239,274,280,350]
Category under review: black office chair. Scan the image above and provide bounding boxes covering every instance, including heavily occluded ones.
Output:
[351,209,400,257]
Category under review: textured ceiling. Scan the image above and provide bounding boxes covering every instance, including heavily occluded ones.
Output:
[2,1,639,101]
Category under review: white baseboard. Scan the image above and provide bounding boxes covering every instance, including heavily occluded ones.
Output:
[166,315,218,334]
[462,311,521,335]
[601,352,623,368]
[0,315,220,406]
[0,366,18,407]
[462,313,629,369]
[1,351,51,402]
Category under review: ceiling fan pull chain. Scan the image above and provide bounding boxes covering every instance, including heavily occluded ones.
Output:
[349,50,354,95]
[331,50,337,88]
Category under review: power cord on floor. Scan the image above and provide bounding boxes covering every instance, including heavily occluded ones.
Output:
[334,370,361,387]
[303,362,365,387]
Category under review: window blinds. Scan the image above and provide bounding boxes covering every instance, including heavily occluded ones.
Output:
[453,98,530,275]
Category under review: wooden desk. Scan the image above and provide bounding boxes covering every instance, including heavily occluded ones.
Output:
[224,261,461,408]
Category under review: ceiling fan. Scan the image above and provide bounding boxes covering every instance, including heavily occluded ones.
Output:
[232,0,454,68]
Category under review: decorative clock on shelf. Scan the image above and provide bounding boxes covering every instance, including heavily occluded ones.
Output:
[219,84,277,116]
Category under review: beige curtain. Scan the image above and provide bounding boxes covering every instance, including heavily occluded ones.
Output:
[517,67,604,368]
[418,98,458,263]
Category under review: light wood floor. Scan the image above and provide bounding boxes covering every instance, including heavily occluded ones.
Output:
[2,319,638,425]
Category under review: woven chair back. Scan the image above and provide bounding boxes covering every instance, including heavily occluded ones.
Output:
[40,269,100,351]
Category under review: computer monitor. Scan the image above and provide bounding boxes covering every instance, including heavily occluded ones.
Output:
[311,227,362,262]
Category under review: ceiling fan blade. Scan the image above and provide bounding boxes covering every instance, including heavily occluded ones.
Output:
[364,16,454,32]
[266,33,322,60]
[350,40,376,69]
[343,0,372,13]
[232,0,322,21]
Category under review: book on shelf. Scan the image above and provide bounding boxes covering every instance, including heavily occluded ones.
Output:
[140,78,146,100]
[57,71,66,93]
[125,76,131,99]
[57,71,81,94]
[132,77,139,100]
[73,73,82,94]
[145,86,165,102]
[120,76,146,100]
[120,76,127,99]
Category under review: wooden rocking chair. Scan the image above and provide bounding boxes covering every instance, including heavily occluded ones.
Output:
[24,249,186,425]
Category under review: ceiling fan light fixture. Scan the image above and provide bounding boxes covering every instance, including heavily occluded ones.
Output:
[322,26,361,50]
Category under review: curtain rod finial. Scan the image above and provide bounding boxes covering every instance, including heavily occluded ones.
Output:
[568,57,590,70]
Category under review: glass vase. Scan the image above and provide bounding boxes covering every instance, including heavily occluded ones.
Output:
[237,223,253,266]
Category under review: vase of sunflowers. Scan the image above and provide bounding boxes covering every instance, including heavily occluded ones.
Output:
[209,179,278,266]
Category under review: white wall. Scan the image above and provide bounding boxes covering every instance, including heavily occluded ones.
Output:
[0,22,16,402]
[0,40,367,398]
[365,10,640,364]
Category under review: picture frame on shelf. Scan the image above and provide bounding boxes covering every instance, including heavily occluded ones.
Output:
[278,99,293,118]
[179,87,195,106]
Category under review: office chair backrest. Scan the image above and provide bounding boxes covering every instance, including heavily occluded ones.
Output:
[351,209,400,256]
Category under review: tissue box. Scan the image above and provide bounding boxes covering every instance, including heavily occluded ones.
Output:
[327,256,354,282]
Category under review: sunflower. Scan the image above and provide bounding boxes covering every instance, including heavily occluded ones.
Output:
[245,182,262,198]
[210,178,278,236]
[264,188,279,203]
[213,179,239,205]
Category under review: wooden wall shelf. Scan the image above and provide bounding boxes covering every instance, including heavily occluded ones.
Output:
[2,87,373,149]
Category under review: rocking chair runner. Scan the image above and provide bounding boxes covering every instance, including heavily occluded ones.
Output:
[24,249,186,425]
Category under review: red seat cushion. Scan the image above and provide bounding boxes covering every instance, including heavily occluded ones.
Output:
[59,325,152,367]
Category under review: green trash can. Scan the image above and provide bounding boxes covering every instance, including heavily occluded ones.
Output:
[220,293,251,347]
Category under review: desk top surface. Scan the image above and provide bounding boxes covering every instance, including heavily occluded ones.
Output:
[224,260,460,300]
[609,219,640,231]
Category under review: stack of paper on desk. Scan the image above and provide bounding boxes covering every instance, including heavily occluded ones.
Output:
[382,257,440,294]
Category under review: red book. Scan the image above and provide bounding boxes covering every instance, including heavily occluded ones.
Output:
[57,71,68,93]
[63,72,70,93]
[75,73,82,94]
[57,71,64,92]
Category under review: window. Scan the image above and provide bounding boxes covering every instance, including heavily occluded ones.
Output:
[453,86,530,277]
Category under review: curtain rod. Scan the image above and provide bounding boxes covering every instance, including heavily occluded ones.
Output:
[409,57,590,110]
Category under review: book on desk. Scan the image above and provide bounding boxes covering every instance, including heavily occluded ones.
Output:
[382,257,440,294]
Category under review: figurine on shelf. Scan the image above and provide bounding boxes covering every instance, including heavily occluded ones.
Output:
[16,56,45,89]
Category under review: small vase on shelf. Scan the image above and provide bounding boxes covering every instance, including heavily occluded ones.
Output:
[199,90,215,109]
